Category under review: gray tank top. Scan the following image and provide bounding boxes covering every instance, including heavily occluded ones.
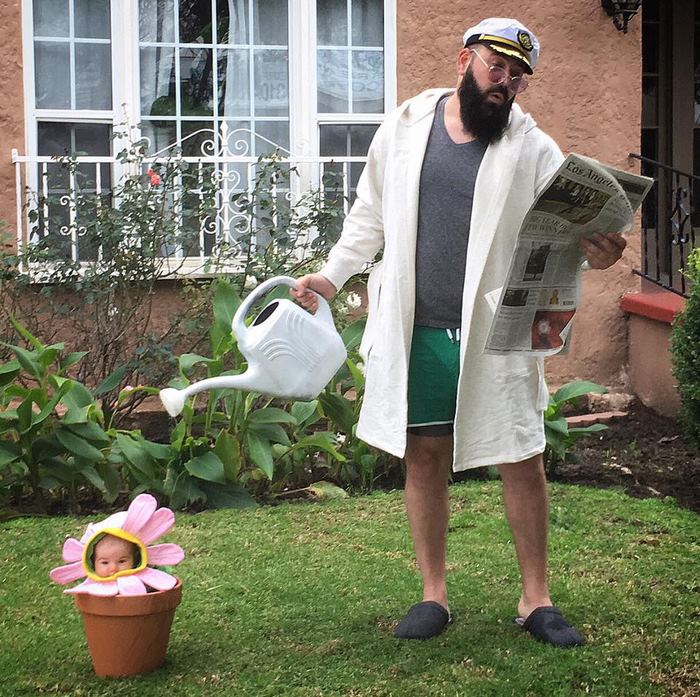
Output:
[414,95,487,328]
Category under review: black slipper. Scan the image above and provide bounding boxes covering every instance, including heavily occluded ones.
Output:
[393,601,452,639]
[515,606,585,648]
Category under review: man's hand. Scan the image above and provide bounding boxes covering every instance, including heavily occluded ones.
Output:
[580,232,627,270]
[290,273,337,312]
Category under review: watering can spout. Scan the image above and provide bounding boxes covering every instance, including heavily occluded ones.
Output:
[159,372,265,417]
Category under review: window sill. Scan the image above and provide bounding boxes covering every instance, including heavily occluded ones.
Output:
[620,290,686,324]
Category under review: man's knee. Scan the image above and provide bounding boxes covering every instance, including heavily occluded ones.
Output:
[405,434,453,477]
[497,453,545,483]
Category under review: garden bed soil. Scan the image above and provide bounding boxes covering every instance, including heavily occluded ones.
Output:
[555,401,700,513]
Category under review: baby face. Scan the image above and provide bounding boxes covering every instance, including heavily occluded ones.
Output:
[93,534,136,577]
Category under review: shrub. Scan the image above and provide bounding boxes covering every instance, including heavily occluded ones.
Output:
[671,247,700,448]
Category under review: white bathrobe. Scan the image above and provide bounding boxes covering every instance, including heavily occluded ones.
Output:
[320,88,565,470]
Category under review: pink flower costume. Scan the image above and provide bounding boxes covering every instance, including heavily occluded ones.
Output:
[50,494,184,596]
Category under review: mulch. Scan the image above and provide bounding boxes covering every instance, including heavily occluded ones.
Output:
[555,401,700,514]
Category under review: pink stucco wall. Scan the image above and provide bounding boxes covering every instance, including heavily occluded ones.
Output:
[0,1,24,251]
[398,1,643,392]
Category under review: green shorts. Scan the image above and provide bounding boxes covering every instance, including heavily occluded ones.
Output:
[407,325,461,434]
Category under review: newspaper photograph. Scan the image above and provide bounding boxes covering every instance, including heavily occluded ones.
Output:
[485,154,654,355]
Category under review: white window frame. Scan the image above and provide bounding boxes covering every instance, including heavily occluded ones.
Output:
[22,0,396,160]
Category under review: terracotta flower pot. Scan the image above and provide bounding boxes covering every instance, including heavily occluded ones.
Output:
[73,579,182,677]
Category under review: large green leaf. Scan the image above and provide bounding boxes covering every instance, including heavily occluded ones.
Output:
[544,416,569,436]
[290,400,319,428]
[80,465,107,493]
[552,380,608,406]
[138,439,173,462]
[55,428,104,463]
[6,344,42,379]
[62,383,96,410]
[93,365,128,396]
[214,430,241,480]
[61,405,91,425]
[248,407,296,425]
[59,351,89,372]
[184,452,226,484]
[0,442,21,466]
[210,279,241,354]
[17,392,40,434]
[65,421,110,446]
[319,392,355,434]
[178,353,217,375]
[37,344,65,370]
[8,316,43,351]
[294,432,345,461]
[249,422,290,446]
[115,433,155,479]
[341,316,366,352]
[95,461,122,503]
[568,424,609,435]
[169,474,206,510]
[0,360,20,388]
[199,481,257,508]
[246,430,274,479]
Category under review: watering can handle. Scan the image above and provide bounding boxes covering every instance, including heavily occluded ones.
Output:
[232,275,335,341]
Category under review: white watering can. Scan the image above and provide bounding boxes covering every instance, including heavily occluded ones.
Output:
[159,276,348,417]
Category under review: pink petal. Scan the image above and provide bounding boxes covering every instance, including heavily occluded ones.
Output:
[61,538,84,562]
[65,578,118,596]
[117,575,148,596]
[49,561,85,585]
[79,523,97,545]
[136,567,177,591]
[138,507,175,544]
[146,543,184,566]
[122,494,158,536]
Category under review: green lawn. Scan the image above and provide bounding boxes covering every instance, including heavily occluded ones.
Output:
[1,482,698,696]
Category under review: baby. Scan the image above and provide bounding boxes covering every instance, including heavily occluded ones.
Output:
[92,534,138,577]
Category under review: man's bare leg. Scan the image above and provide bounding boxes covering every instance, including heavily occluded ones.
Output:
[403,432,453,610]
[497,453,552,620]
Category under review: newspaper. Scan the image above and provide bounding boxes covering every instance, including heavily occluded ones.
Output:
[484,154,654,356]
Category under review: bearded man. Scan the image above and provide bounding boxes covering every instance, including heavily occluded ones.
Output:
[292,18,625,647]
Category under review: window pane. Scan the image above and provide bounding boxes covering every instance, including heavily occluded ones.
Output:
[74,123,112,155]
[642,76,658,128]
[256,120,289,154]
[35,42,71,108]
[139,0,176,42]
[181,120,214,156]
[217,0,248,44]
[74,0,111,39]
[180,47,214,115]
[642,19,658,73]
[34,0,69,37]
[254,0,287,45]
[218,49,249,116]
[75,43,113,109]
[141,47,177,115]
[352,0,383,46]
[253,50,288,116]
[317,0,347,45]
[317,49,348,112]
[38,121,73,155]
[352,50,383,112]
[141,121,177,154]
[179,0,212,43]
[319,123,376,155]
[224,119,251,156]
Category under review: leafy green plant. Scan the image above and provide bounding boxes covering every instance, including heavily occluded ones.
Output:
[0,318,123,512]
[671,247,700,448]
[543,380,609,475]
[154,277,346,509]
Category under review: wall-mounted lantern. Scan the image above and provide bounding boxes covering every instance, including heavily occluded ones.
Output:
[601,0,643,33]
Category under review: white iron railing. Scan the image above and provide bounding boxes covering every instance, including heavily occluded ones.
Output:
[12,124,367,275]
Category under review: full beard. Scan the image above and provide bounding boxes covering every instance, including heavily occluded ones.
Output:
[457,68,513,144]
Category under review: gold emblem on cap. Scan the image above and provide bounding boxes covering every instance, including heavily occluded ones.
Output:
[517,30,533,52]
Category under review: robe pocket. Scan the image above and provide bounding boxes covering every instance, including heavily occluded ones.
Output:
[359,260,384,363]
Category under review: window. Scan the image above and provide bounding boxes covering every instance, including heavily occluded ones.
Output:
[23,0,395,260]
